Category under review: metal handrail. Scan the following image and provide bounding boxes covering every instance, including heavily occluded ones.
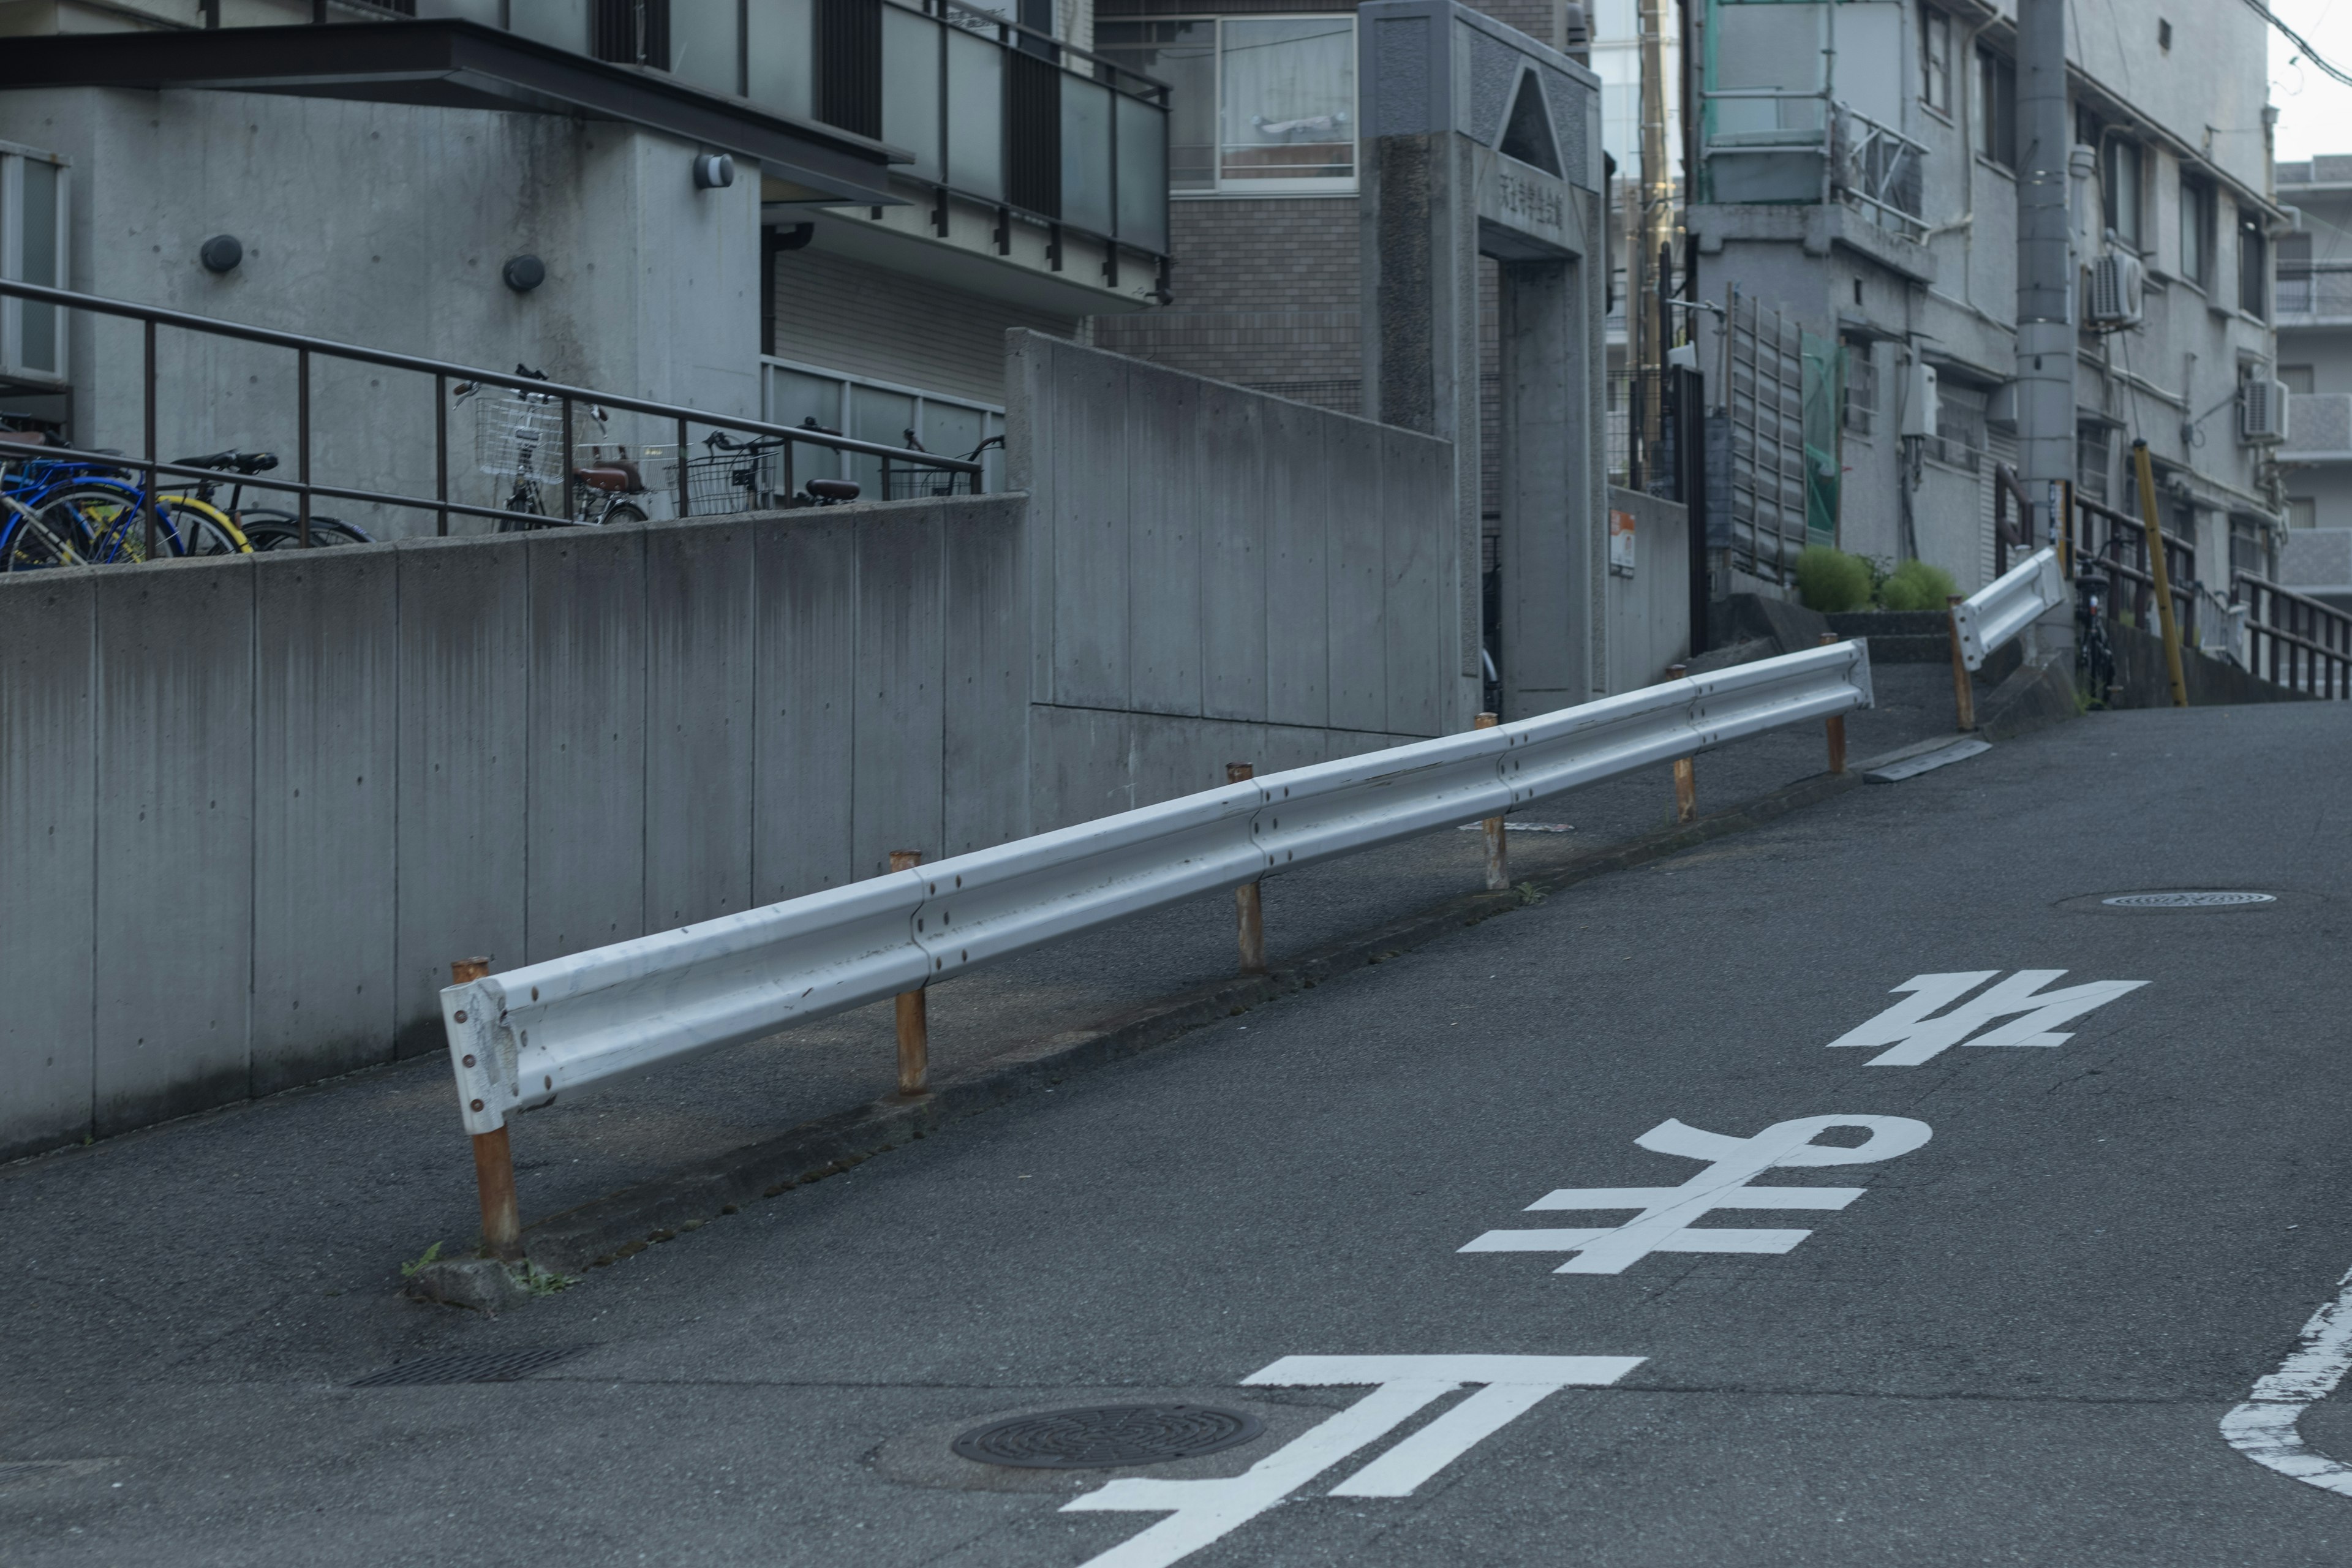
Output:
[2070,491,2199,644]
[2233,571,2352,698]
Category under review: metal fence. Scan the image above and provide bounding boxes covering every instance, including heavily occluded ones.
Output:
[2068,491,2199,647]
[2234,574,2352,698]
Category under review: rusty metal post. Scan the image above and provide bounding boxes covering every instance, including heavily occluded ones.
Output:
[889,850,929,1093]
[676,416,692,518]
[1227,763,1267,974]
[451,956,522,1262]
[434,372,450,536]
[1947,595,1977,731]
[1818,633,1847,774]
[560,396,575,523]
[1474,713,1509,890]
[2133,439,2190,708]
[1667,663,1696,824]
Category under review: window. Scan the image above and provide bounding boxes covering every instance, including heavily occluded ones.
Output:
[2287,497,2318,530]
[2280,364,2315,396]
[2103,137,2143,248]
[2179,172,2214,288]
[2238,207,2267,317]
[1972,47,2015,167]
[1932,380,1985,471]
[1096,15,1355,195]
[2,146,66,381]
[2230,516,2270,581]
[2076,421,2112,504]
[1920,6,1953,113]
[1844,343,1879,435]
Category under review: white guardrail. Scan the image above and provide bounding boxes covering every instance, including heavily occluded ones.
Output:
[1951,546,2065,672]
[440,641,1872,1139]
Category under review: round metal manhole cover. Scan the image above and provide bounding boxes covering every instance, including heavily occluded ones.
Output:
[2100,891,2278,910]
[951,1404,1265,1469]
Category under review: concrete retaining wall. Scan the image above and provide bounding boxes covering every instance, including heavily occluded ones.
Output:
[0,498,1027,1158]
[1006,330,1463,825]
[1602,486,1692,690]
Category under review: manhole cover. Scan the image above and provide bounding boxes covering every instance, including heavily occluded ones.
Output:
[952,1404,1265,1469]
[2100,891,2278,909]
[350,1346,593,1387]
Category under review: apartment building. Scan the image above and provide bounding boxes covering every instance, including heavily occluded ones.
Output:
[1686,0,2285,604]
[0,0,1169,521]
[2276,154,2352,608]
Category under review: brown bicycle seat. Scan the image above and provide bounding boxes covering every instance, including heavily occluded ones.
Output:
[806,478,861,502]
[575,462,640,493]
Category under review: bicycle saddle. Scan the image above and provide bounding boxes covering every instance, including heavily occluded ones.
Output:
[175,450,279,475]
[805,479,861,502]
[576,461,642,492]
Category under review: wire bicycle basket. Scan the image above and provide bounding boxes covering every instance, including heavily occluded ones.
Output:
[465,388,565,479]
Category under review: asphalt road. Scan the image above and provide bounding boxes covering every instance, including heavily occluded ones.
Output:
[9,698,2352,1566]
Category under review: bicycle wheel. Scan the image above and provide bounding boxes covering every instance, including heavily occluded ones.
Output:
[239,513,372,549]
[600,502,647,526]
[37,484,143,562]
[0,496,80,571]
[165,497,252,556]
[77,492,246,561]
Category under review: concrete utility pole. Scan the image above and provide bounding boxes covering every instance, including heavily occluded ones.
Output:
[2015,0,2072,562]
[1634,0,1670,481]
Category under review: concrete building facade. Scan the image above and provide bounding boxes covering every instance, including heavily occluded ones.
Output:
[1684,0,2286,612]
[2276,155,2352,606]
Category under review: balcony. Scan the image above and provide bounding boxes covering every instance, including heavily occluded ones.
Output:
[1697,92,1927,245]
[2280,265,2352,328]
[2283,393,2352,464]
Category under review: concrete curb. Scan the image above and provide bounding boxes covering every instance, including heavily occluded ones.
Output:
[455,767,1863,1286]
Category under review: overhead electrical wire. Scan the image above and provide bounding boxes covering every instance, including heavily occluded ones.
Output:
[2237,0,2352,90]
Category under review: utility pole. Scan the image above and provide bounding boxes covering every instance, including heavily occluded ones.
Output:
[1635,0,1670,488]
[2015,0,2073,587]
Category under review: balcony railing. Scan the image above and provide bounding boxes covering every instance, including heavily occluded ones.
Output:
[2280,265,2352,321]
[228,0,1172,268]
[1831,104,1926,243]
[2282,392,2352,461]
[1696,90,1927,243]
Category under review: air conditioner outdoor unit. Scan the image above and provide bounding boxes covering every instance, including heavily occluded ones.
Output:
[1900,360,1939,439]
[2089,252,2144,328]
[2240,377,2291,445]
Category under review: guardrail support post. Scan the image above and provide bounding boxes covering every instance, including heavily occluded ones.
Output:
[1227,763,1267,974]
[1818,633,1847,774]
[1475,714,1509,890]
[1946,597,1977,732]
[452,956,522,1263]
[889,850,930,1093]
[1666,665,1697,824]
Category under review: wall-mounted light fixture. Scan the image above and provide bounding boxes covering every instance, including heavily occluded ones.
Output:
[693,153,736,190]
[200,235,243,273]
[502,254,546,292]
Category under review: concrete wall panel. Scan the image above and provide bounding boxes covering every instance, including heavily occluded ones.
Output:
[1384,432,1448,735]
[1127,365,1205,717]
[92,559,255,1135]
[1326,416,1392,733]
[752,514,859,902]
[252,548,398,1095]
[943,500,1032,855]
[0,574,96,1158]
[853,510,947,877]
[1200,383,1270,723]
[1046,340,1133,709]
[526,528,648,960]
[1264,401,1332,729]
[394,534,529,1056]
[643,521,755,930]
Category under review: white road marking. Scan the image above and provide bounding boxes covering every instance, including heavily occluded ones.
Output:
[2222,1264,2352,1498]
[1461,1114,1930,1274]
[1826,970,2147,1066]
[1061,1355,1642,1567]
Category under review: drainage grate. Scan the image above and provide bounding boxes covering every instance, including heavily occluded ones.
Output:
[952,1405,1265,1469]
[350,1346,594,1387]
[2101,891,2278,910]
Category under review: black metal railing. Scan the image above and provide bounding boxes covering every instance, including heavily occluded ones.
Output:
[2234,574,2352,698]
[2068,492,2199,647]
[0,276,980,548]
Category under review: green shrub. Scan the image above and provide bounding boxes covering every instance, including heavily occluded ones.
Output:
[1878,558,1958,612]
[1793,545,1874,614]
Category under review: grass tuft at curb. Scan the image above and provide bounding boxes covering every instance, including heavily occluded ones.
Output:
[430,766,1867,1292]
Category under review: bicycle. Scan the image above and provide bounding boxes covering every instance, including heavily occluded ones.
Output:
[683,428,861,512]
[2074,562,2117,707]
[454,366,650,530]
[165,450,372,550]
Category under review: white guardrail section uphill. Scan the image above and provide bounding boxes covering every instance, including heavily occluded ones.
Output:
[439,642,1874,1135]
[1952,546,2067,672]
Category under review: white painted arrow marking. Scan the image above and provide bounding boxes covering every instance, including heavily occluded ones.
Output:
[1826,970,2147,1066]
[1462,1114,1930,1274]
[1061,1354,1643,1567]
[2222,1264,2352,1498]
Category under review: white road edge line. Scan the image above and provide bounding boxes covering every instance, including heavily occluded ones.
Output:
[2222,1263,2352,1497]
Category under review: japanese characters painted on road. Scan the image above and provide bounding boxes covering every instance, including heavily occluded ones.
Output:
[1461,1114,1931,1275]
[1063,1355,1643,1568]
[1828,970,2147,1066]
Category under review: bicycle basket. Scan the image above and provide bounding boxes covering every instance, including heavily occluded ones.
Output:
[659,450,780,518]
[883,464,976,502]
[469,389,565,478]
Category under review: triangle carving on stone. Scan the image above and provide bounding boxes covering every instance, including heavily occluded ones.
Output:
[1498,70,1562,177]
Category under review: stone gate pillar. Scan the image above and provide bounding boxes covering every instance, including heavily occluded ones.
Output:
[1359,1,1607,722]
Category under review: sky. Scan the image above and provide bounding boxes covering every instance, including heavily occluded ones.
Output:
[2269,0,2352,161]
